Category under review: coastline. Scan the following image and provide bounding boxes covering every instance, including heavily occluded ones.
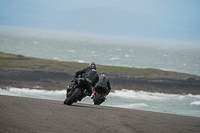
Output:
[1,95,200,133]
[0,52,200,94]
[1,68,200,94]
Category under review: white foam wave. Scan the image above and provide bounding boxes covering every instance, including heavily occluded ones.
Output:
[2,88,200,102]
[53,57,60,60]
[0,87,66,101]
[110,103,149,109]
[190,101,200,106]
[77,60,85,63]
[125,54,129,57]
[1,88,200,117]
[110,57,119,60]
[109,89,200,101]
[128,103,149,108]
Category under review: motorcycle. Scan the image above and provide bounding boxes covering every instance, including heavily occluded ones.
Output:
[93,86,106,105]
[64,78,91,105]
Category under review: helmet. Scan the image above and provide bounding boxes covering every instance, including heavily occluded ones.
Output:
[89,62,97,70]
[100,74,106,77]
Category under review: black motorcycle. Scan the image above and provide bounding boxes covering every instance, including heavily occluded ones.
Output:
[64,78,91,105]
[93,86,106,105]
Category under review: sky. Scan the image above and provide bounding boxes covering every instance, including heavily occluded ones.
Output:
[0,0,200,44]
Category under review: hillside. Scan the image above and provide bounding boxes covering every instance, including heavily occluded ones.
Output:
[0,52,200,94]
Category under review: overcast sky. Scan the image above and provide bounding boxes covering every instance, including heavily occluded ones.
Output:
[1,0,200,44]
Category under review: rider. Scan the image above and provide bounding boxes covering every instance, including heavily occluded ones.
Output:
[74,62,99,96]
[91,73,111,99]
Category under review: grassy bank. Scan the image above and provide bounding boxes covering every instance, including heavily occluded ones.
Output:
[1,52,200,93]
[0,52,180,77]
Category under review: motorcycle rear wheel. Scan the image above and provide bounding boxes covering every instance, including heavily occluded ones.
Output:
[64,88,81,105]
[93,92,101,105]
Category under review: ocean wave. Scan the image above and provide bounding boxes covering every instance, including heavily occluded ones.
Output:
[53,57,60,60]
[110,89,173,100]
[190,101,200,106]
[1,88,200,117]
[125,54,129,57]
[2,88,200,101]
[0,87,66,101]
[110,57,120,60]
[77,60,85,63]
[109,89,192,101]
[126,103,149,108]
[108,103,149,109]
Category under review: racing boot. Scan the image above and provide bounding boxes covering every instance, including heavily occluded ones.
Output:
[91,91,96,99]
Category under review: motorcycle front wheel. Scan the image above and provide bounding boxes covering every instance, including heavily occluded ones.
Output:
[64,88,81,105]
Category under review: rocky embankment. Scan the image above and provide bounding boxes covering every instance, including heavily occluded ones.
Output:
[1,69,200,94]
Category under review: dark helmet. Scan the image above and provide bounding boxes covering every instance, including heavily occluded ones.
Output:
[89,62,97,70]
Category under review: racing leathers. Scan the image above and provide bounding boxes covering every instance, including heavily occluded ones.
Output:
[92,74,111,98]
[74,67,99,96]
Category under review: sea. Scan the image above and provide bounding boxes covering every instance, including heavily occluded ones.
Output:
[0,29,200,118]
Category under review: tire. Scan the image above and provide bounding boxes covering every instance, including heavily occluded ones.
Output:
[64,88,81,105]
[93,92,101,105]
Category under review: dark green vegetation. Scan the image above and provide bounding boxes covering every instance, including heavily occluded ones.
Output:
[0,52,84,73]
[1,52,200,94]
[0,52,186,77]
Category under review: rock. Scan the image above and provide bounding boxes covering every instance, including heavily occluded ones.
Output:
[1,69,200,94]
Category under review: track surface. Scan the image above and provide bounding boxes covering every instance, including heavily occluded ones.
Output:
[0,95,200,133]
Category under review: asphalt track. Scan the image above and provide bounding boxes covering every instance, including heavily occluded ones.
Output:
[0,95,200,133]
